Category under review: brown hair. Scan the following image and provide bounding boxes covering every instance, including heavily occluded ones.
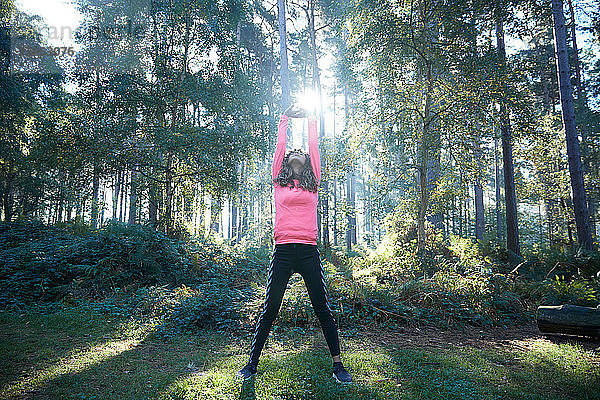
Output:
[273,148,318,192]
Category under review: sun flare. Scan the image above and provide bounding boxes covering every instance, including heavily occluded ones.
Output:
[297,88,320,112]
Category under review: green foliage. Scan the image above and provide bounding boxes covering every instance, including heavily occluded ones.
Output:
[3,216,598,338]
[340,209,600,329]
[0,220,190,307]
[572,247,600,278]
[150,282,243,338]
[537,276,598,307]
[0,219,277,337]
[448,234,491,272]
[0,220,264,313]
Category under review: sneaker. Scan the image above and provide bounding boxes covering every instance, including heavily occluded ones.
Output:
[236,362,258,380]
[332,361,352,384]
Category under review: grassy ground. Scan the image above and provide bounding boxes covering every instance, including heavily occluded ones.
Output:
[1,307,599,400]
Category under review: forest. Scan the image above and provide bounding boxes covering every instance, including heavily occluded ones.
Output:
[1,0,600,398]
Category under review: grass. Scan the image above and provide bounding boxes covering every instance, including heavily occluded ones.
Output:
[1,306,599,400]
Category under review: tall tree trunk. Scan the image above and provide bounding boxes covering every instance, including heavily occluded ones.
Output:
[465,183,470,236]
[90,167,100,229]
[3,165,14,222]
[0,9,10,220]
[230,196,237,242]
[57,172,65,223]
[546,199,555,243]
[561,196,575,248]
[468,19,485,242]
[307,0,329,248]
[474,122,485,241]
[551,0,593,250]
[89,68,101,228]
[495,11,521,256]
[148,171,159,229]
[100,185,106,225]
[277,0,291,111]
[364,167,371,245]
[128,103,139,225]
[164,83,177,237]
[417,59,433,251]
[346,170,354,250]
[129,169,138,225]
[0,13,10,77]
[342,31,357,251]
[231,161,247,243]
[331,86,337,246]
[566,0,584,103]
[566,0,595,238]
[75,190,82,220]
[533,34,553,112]
[351,172,357,245]
[240,161,249,240]
[424,10,443,233]
[196,186,206,237]
[165,152,174,235]
[120,170,127,222]
[112,172,120,222]
[414,2,441,251]
[333,176,338,246]
[210,195,222,235]
[451,196,456,235]
[494,133,502,241]
[474,180,484,241]
[242,188,249,240]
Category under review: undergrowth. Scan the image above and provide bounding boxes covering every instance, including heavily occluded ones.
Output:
[1,215,598,339]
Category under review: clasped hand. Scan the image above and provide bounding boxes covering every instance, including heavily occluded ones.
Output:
[283,104,312,118]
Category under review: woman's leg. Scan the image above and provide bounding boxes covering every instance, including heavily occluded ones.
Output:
[297,244,341,359]
[248,244,294,365]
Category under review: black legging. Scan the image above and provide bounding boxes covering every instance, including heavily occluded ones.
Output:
[248,243,341,365]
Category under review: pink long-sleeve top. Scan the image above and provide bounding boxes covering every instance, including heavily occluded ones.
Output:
[272,114,321,245]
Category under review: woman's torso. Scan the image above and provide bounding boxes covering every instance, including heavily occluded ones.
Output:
[273,178,318,245]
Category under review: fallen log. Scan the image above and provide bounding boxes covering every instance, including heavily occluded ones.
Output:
[536,303,600,338]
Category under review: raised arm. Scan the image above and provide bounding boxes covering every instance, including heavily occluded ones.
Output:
[308,116,320,183]
[272,114,289,181]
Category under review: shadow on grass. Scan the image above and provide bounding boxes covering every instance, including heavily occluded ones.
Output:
[188,327,599,400]
[234,344,405,400]
[0,308,232,400]
[3,306,598,400]
[377,334,600,400]
[0,307,134,389]
[540,332,600,351]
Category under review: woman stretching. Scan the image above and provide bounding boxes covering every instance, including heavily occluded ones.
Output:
[236,104,352,384]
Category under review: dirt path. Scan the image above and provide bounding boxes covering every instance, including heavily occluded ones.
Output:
[362,321,600,363]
